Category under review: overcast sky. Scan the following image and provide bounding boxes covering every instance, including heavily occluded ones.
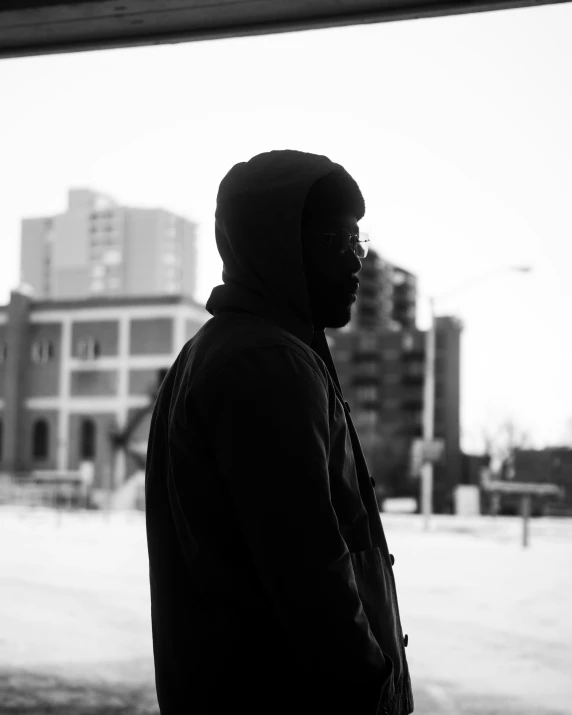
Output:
[1,3,571,454]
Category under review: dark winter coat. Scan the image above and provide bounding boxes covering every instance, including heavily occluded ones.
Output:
[145,150,414,715]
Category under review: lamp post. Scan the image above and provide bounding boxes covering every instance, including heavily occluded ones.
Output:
[420,265,532,532]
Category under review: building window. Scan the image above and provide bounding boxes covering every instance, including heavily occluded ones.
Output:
[401,373,424,387]
[359,335,378,351]
[383,398,400,410]
[403,399,423,412]
[80,418,96,460]
[31,340,54,364]
[0,342,7,364]
[353,410,378,429]
[403,361,424,378]
[107,277,122,291]
[358,362,378,377]
[32,419,49,460]
[384,373,400,385]
[402,333,414,351]
[162,253,178,265]
[77,337,100,360]
[356,386,378,403]
[333,349,351,362]
[103,249,121,265]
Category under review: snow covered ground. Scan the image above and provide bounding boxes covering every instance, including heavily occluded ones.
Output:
[1,506,570,714]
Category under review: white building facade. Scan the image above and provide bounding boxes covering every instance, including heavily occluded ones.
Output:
[20,188,198,300]
[0,291,210,500]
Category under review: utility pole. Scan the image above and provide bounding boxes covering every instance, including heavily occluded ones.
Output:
[419,266,532,532]
[421,296,436,532]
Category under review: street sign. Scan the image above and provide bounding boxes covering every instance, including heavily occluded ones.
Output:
[410,438,445,477]
[423,438,445,463]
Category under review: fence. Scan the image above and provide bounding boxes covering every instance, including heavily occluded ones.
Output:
[0,471,93,511]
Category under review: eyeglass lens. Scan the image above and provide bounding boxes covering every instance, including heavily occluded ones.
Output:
[342,231,367,259]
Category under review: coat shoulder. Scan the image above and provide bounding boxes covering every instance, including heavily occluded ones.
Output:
[190,312,328,387]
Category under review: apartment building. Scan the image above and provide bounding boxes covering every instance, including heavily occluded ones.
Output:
[354,245,417,332]
[20,188,198,300]
[328,316,462,513]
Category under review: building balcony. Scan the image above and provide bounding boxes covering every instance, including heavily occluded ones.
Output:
[401,375,424,387]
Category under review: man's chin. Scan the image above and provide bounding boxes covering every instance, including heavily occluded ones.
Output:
[324,305,353,330]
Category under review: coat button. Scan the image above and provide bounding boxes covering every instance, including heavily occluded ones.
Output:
[404,634,408,647]
[390,553,395,566]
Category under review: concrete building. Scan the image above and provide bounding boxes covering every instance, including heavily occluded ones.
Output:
[0,290,209,500]
[391,265,417,331]
[332,244,459,511]
[327,315,462,514]
[20,188,198,300]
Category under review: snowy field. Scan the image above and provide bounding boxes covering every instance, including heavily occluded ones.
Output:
[1,506,571,714]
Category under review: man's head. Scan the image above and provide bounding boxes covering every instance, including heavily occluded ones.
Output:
[301,173,364,330]
[210,151,367,336]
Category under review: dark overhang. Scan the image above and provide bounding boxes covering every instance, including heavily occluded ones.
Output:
[0,0,569,60]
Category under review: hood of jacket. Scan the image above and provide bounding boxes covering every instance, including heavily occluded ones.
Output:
[205,149,365,387]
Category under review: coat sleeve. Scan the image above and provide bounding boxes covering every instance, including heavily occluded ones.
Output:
[199,345,391,711]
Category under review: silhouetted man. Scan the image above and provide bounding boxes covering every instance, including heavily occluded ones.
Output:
[145,150,414,715]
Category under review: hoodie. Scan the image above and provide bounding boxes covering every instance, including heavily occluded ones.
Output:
[145,149,414,715]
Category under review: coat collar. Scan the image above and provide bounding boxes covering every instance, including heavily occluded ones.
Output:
[206,282,344,396]
[206,282,314,346]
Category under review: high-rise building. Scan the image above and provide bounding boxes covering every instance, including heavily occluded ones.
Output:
[352,245,417,332]
[327,242,460,511]
[391,265,417,331]
[327,316,462,514]
[354,242,394,331]
[20,189,198,300]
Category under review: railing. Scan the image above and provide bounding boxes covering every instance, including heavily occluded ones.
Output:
[0,471,92,511]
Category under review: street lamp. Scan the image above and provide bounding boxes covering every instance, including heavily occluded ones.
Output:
[420,265,533,531]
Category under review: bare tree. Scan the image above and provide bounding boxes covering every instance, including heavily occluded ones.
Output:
[481,416,532,476]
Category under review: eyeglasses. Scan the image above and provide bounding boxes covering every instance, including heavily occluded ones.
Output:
[323,229,369,259]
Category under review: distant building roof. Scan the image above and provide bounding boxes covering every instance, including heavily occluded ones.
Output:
[0,291,208,314]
